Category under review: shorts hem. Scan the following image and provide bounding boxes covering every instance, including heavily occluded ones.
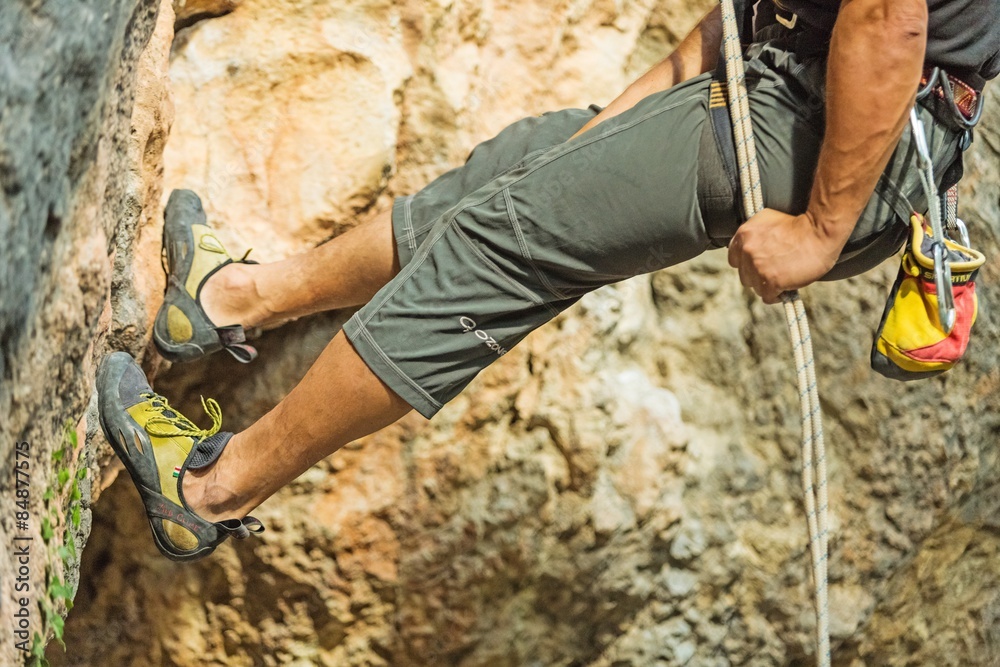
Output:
[343,313,442,419]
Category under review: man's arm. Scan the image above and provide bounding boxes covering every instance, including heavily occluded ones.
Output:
[569,6,723,140]
[728,0,928,303]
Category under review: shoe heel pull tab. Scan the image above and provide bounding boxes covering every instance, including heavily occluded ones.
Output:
[216,516,265,540]
[242,516,265,534]
[226,343,258,363]
[216,325,258,363]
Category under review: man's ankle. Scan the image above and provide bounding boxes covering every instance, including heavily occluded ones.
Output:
[182,463,245,523]
[201,263,273,329]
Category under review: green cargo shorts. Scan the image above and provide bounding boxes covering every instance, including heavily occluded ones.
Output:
[344,39,963,418]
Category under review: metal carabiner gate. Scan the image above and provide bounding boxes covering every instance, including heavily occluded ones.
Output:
[909,108,957,334]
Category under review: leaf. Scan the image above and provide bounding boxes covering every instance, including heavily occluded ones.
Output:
[71,480,81,501]
[71,504,81,528]
[49,579,74,601]
[42,487,55,502]
[76,467,87,480]
[28,633,50,666]
[51,448,65,464]
[64,421,78,448]
[57,468,70,487]
[31,632,46,657]
[41,517,53,542]
[50,613,65,649]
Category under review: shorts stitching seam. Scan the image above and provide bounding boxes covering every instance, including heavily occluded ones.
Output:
[502,187,569,300]
[410,217,439,240]
[404,196,417,255]
[451,224,561,318]
[359,215,455,327]
[352,320,442,411]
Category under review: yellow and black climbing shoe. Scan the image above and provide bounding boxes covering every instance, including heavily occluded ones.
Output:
[96,352,263,562]
[153,189,258,363]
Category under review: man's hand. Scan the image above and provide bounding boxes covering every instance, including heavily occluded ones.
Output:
[728,0,926,304]
[727,209,843,304]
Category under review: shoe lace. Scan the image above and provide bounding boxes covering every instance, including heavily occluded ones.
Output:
[141,392,223,439]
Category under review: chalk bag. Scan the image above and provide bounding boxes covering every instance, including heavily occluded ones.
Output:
[871,212,986,380]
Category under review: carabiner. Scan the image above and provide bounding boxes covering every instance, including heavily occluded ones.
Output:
[916,67,940,101]
[909,109,957,334]
[916,66,982,148]
[953,217,971,249]
[932,242,957,333]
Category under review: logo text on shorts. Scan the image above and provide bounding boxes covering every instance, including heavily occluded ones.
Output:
[459,317,508,357]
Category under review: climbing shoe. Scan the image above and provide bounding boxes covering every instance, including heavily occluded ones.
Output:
[152,189,258,363]
[96,351,263,562]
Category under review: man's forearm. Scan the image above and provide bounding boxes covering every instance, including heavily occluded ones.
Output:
[570,6,722,140]
[807,0,927,247]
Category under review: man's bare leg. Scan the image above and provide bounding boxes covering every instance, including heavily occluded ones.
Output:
[199,207,400,330]
[182,331,411,522]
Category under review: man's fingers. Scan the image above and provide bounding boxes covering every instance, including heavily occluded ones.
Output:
[733,246,764,298]
[729,229,787,303]
[727,236,740,268]
[737,260,752,294]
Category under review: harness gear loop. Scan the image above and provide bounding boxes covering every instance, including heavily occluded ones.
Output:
[917,66,985,130]
[719,2,831,666]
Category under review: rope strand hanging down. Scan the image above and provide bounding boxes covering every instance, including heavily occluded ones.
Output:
[718,2,831,665]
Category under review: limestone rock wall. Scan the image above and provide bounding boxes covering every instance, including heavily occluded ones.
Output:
[33,1,1000,666]
[0,1,171,665]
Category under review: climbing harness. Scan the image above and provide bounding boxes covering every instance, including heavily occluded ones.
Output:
[719,1,830,664]
[718,1,987,664]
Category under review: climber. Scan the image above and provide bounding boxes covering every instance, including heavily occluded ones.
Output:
[97,0,998,560]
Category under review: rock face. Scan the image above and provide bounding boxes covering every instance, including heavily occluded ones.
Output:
[0,1,169,665]
[172,0,241,29]
[14,0,1000,665]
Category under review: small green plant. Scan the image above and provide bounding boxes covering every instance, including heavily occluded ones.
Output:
[29,419,88,666]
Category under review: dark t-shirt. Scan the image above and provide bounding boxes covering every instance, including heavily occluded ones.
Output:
[770,0,1000,85]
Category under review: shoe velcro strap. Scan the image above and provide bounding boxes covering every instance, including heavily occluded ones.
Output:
[216,326,258,363]
[216,325,248,344]
[139,484,213,535]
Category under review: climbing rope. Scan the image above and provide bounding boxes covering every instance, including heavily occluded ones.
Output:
[718,2,831,665]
